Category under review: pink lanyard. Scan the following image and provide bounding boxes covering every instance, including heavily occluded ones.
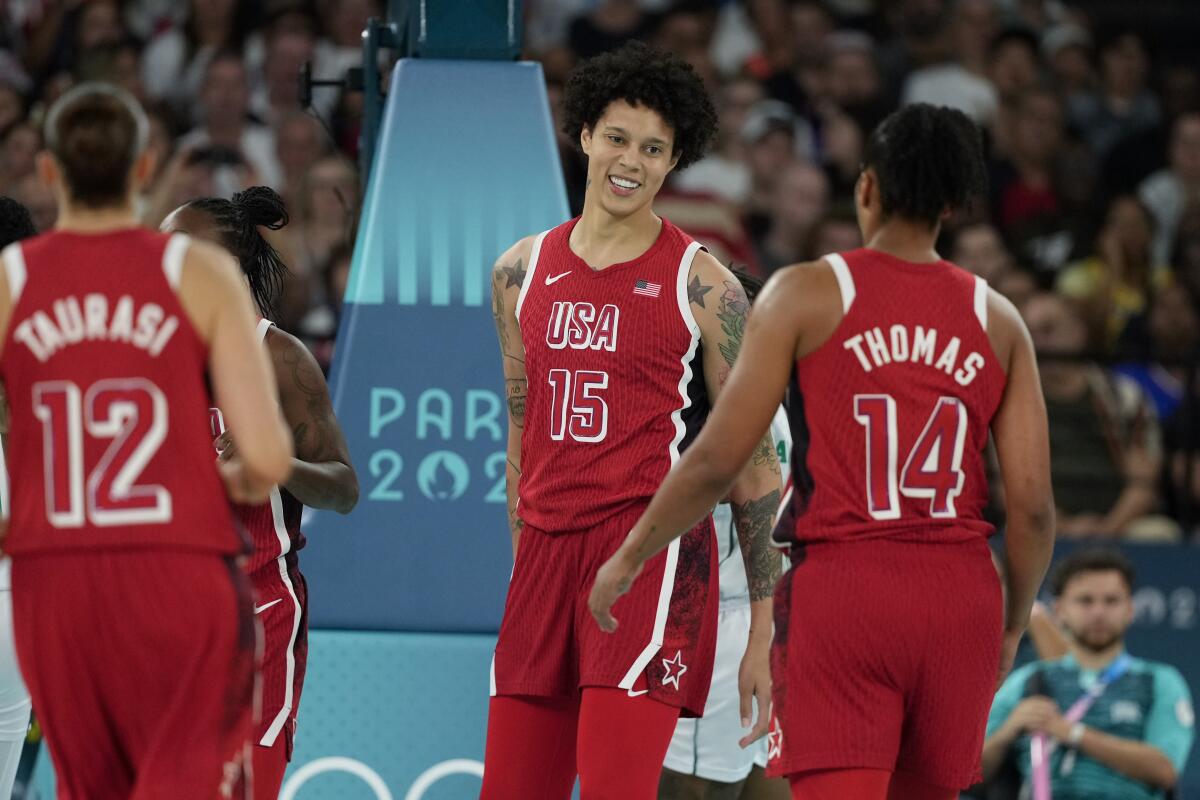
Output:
[1030,654,1132,800]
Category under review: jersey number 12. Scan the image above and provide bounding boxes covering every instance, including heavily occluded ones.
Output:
[33,378,172,528]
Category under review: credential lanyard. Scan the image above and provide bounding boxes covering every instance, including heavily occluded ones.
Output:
[1030,654,1133,800]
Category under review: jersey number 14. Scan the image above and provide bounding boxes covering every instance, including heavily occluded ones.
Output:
[33,378,172,528]
[853,395,968,519]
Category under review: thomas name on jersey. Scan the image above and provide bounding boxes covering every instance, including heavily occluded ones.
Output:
[545,301,620,351]
[842,324,987,387]
[10,294,180,363]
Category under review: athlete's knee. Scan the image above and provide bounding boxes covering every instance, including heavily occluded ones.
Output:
[658,768,744,800]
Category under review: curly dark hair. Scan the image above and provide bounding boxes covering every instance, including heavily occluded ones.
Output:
[862,103,987,228]
[562,41,718,171]
[185,186,290,318]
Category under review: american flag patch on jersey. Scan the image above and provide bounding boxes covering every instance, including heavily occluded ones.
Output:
[633,279,661,298]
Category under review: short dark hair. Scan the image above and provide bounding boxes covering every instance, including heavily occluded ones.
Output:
[861,103,987,228]
[0,196,36,249]
[44,83,148,208]
[1050,547,1137,597]
[562,41,717,171]
[185,187,290,318]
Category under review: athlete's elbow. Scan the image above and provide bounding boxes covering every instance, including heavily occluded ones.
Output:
[336,468,360,514]
[1007,496,1056,541]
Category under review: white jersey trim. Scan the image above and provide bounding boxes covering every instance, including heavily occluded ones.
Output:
[258,487,303,747]
[254,314,298,748]
[513,231,548,325]
[163,233,189,290]
[823,252,855,314]
[973,276,989,332]
[618,239,703,691]
[1,245,26,307]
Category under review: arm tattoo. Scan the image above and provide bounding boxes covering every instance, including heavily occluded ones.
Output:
[506,378,527,428]
[688,275,713,308]
[492,257,526,369]
[499,257,526,289]
[282,343,339,462]
[716,280,749,368]
[753,434,782,476]
[732,489,783,602]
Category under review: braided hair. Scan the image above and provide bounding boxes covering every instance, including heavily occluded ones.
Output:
[185,186,290,318]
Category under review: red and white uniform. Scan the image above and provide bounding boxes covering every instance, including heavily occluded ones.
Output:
[0,230,254,799]
[492,217,719,717]
[768,249,1007,789]
[210,319,307,758]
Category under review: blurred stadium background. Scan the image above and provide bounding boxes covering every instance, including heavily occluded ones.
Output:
[1,0,1198,797]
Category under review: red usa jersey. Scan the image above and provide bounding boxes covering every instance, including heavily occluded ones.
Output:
[209,319,304,573]
[0,230,242,555]
[782,249,1006,546]
[516,217,709,532]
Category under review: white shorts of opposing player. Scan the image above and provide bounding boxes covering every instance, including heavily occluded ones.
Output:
[663,505,768,784]
[0,561,31,799]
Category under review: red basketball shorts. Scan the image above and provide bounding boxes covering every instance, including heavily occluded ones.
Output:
[492,502,719,717]
[766,536,1002,790]
[12,550,256,800]
[249,553,308,759]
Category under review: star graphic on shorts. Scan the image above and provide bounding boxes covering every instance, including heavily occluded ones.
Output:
[661,650,688,690]
[767,716,784,760]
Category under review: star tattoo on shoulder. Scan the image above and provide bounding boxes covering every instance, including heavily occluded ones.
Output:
[688,275,713,308]
[500,258,526,289]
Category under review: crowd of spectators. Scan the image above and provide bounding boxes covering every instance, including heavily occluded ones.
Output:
[1,0,1198,539]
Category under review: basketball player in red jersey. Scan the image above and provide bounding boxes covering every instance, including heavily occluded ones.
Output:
[162,186,359,799]
[483,42,784,799]
[592,103,1057,800]
[0,83,293,798]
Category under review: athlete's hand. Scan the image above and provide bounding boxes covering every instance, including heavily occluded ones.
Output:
[214,430,239,463]
[997,628,1023,691]
[588,550,642,633]
[218,458,272,504]
[737,639,772,747]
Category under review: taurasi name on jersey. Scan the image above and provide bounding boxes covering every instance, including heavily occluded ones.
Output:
[11,294,180,363]
[843,325,987,387]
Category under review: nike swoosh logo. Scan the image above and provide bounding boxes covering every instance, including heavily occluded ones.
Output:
[627,688,649,697]
[545,271,571,285]
[254,598,283,614]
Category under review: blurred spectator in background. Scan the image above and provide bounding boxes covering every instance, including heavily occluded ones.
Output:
[671,75,761,205]
[740,99,812,240]
[753,160,829,274]
[1069,31,1161,162]
[982,548,1194,799]
[178,49,282,190]
[951,221,1016,285]
[274,111,332,208]
[1139,112,1200,266]
[141,0,252,123]
[808,206,862,259]
[1023,292,1169,540]
[902,0,999,124]
[1057,195,1170,353]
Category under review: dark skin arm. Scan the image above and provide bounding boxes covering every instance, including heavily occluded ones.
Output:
[217,328,358,513]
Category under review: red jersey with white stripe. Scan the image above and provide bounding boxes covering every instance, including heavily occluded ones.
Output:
[208,320,305,573]
[516,217,708,532]
[782,249,1006,546]
[0,230,242,555]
